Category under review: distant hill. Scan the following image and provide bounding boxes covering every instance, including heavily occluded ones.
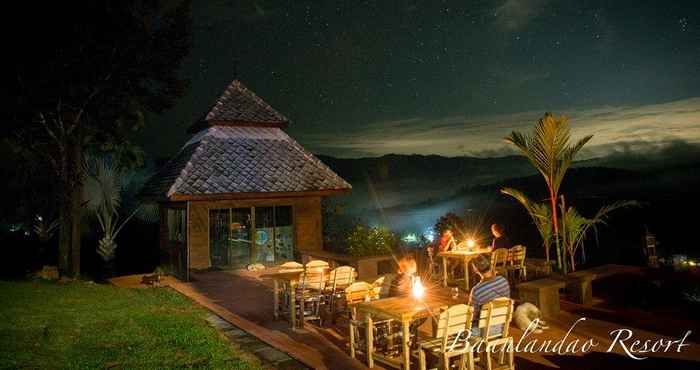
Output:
[318,150,700,213]
[317,154,535,211]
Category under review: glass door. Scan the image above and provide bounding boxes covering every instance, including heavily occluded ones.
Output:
[274,206,294,261]
[209,209,230,267]
[210,208,252,268]
[255,207,275,264]
[229,208,252,267]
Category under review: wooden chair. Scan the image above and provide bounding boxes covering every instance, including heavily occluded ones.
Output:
[346,282,396,360]
[295,266,327,326]
[414,304,474,370]
[305,259,330,270]
[326,266,356,320]
[279,261,303,270]
[470,298,515,370]
[490,249,509,277]
[506,246,527,282]
[427,247,442,281]
[328,266,356,290]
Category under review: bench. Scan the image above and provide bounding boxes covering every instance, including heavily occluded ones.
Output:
[524,258,555,278]
[562,271,596,305]
[517,279,566,317]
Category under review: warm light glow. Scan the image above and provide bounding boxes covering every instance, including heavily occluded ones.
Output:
[467,239,476,249]
[412,276,425,299]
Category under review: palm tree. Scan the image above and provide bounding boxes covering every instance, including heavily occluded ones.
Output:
[83,157,141,264]
[504,113,592,270]
[501,187,552,264]
[560,199,639,272]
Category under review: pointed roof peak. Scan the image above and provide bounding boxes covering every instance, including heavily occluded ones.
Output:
[188,79,289,133]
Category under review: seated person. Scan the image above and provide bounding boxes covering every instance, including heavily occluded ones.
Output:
[389,256,428,345]
[490,223,512,250]
[468,255,510,336]
[389,256,417,297]
[438,229,457,253]
[431,229,462,277]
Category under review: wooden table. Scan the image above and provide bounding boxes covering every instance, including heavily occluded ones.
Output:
[355,289,464,370]
[438,249,491,291]
[260,269,304,330]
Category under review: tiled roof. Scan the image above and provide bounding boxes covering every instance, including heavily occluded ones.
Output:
[188,80,289,133]
[140,126,351,200]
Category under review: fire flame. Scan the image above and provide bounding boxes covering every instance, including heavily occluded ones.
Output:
[467,239,476,249]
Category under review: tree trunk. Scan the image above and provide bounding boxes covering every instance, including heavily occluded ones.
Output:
[560,195,569,274]
[58,201,71,275]
[56,140,84,278]
[69,141,83,278]
[550,190,562,271]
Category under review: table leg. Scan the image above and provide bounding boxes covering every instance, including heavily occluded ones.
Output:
[402,319,411,370]
[367,314,374,368]
[442,256,448,287]
[273,279,279,320]
[290,282,297,329]
[349,308,356,358]
[463,257,470,292]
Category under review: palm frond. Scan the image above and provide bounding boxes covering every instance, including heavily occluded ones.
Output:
[135,203,160,224]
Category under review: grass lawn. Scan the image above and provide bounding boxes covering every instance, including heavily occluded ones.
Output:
[0,280,263,369]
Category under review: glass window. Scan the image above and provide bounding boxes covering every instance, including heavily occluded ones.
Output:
[209,208,252,268]
[255,207,275,264]
[209,205,293,267]
[274,206,294,261]
[167,208,186,242]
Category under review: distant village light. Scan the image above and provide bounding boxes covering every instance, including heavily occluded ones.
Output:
[403,233,418,243]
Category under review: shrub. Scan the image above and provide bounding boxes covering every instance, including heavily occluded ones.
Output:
[346,224,400,257]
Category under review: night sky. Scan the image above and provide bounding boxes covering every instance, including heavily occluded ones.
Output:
[138,0,700,159]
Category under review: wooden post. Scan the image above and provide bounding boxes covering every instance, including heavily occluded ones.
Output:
[402,319,411,370]
[349,307,356,358]
[290,281,297,330]
[366,314,374,368]
[442,256,448,287]
[273,279,279,319]
[463,256,470,291]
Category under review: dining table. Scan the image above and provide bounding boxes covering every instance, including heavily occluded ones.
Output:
[260,268,305,330]
[354,288,466,370]
[438,248,492,291]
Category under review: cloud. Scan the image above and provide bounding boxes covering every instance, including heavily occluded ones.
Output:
[494,0,551,32]
[305,97,700,159]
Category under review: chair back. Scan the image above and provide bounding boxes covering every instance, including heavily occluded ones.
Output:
[329,266,355,289]
[345,282,373,305]
[279,261,303,270]
[305,260,330,270]
[491,248,509,273]
[435,304,473,351]
[508,246,526,268]
[477,297,514,340]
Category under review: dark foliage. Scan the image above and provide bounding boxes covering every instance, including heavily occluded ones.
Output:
[1,0,192,276]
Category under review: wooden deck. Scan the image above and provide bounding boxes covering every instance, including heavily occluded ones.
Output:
[166,270,371,370]
[159,269,700,370]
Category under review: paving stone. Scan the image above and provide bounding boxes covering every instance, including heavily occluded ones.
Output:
[274,358,310,370]
[224,327,248,338]
[205,314,234,331]
[253,347,292,364]
[204,313,309,369]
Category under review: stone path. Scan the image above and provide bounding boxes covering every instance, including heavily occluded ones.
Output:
[204,313,309,370]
